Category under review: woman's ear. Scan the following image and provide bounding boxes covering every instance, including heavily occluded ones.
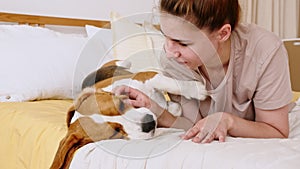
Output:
[217,24,231,42]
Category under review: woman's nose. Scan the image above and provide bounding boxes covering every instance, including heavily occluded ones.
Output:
[164,39,180,58]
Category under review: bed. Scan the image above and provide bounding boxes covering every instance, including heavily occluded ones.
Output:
[0,12,300,169]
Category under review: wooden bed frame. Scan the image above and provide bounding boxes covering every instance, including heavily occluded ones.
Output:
[0,12,110,28]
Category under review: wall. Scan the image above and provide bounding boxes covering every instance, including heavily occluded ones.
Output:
[0,0,158,20]
[239,0,300,39]
[2,0,299,37]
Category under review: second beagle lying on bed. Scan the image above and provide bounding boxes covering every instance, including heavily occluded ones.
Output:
[50,60,207,169]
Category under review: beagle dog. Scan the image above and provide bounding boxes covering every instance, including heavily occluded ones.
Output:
[50,60,207,169]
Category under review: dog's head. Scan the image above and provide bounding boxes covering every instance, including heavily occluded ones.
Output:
[51,85,158,169]
[68,87,157,140]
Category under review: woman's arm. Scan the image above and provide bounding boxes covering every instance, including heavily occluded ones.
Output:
[229,104,289,138]
[182,104,290,143]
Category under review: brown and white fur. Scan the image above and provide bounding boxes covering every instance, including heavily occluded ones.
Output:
[50,60,207,169]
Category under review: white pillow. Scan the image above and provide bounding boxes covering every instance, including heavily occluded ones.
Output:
[85,25,113,56]
[110,12,164,72]
[0,25,87,102]
[72,25,116,97]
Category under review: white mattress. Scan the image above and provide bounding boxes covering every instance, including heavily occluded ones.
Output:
[70,99,300,169]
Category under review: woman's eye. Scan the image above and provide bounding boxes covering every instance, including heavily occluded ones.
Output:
[179,43,188,47]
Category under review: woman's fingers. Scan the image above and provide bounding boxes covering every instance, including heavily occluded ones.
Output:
[113,86,139,99]
[218,135,226,142]
[127,99,147,108]
[189,130,226,143]
[182,126,201,140]
[113,85,129,95]
[183,127,214,143]
[199,132,215,143]
[113,85,152,109]
[191,126,214,143]
[182,114,228,143]
[200,131,227,143]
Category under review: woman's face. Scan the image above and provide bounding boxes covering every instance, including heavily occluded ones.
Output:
[160,14,219,70]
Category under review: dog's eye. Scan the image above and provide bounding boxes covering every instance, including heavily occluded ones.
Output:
[118,99,125,112]
[115,127,120,132]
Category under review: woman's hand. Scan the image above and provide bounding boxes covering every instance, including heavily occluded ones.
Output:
[182,112,233,143]
[113,85,151,108]
[113,85,177,127]
[113,85,164,115]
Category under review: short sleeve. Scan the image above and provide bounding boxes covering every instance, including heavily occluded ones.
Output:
[254,42,293,110]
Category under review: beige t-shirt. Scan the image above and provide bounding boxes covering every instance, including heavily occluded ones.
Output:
[160,23,293,130]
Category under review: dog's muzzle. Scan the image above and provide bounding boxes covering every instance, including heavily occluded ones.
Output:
[71,107,157,140]
[120,107,157,139]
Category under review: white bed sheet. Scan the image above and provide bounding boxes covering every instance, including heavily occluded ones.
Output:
[70,99,300,169]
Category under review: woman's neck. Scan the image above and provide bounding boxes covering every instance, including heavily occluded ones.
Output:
[199,38,231,88]
[218,37,231,66]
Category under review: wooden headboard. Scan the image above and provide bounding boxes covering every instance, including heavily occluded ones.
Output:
[284,39,300,92]
[0,12,111,28]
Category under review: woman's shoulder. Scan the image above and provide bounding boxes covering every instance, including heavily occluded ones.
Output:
[234,23,282,47]
[232,23,284,63]
[234,23,281,39]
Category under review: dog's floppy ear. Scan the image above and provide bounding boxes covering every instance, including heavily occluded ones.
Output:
[66,87,98,127]
[50,117,128,169]
[74,87,97,110]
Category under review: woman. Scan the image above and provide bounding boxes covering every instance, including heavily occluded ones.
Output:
[114,0,293,143]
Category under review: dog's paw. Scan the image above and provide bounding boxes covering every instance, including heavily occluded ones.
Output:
[185,81,208,100]
[146,74,208,100]
[167,102,182,116]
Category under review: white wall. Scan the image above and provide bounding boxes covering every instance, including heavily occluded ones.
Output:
[0,0,158,20]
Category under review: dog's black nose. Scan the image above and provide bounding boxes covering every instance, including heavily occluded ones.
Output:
[141,114,156,133]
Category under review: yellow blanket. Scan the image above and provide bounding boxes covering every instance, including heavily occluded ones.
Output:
[0,100,71,169]
[293,91,300,102]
